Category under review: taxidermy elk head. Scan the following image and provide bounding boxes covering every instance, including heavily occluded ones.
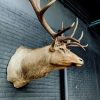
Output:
[7,0,88,88]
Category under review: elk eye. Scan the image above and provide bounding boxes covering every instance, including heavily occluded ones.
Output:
[59,48,65,53]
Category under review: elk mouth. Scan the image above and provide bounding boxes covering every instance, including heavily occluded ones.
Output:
[71,63,83,67]
[76,63,83,67]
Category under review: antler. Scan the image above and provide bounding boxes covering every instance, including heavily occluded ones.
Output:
[66,18,88,50]
[29,0,88,50]
[29,0,75,39]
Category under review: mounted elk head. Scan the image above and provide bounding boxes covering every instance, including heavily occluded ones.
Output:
[7,0,88,88]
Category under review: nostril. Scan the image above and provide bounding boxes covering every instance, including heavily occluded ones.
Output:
[79,59,83,62]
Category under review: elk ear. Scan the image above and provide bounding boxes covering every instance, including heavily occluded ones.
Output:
[49,46,55,52]
[49,38,58,52]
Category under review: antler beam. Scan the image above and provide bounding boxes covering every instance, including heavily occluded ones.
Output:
[29,0,75,39]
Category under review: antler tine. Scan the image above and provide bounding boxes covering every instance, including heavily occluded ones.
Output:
[57,36,80,43]
[61,21,64,36]
[29,0,56,13]
[66,42,86,51]
[71,18,78,37]
[61,21,64,31]
[55,22,75,38]
[66,42,88,51]
[40,0,56,15]
[84,44,88,47]
[78,31,84,41]
[29,0,57,38]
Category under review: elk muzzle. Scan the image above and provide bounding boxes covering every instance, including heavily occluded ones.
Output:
[72,57,84,67]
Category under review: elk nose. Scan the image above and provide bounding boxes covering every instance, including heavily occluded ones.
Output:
[79,58,83,62]
[79,58,84,64]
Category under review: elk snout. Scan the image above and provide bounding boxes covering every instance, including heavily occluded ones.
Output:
[76,58,84,67]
